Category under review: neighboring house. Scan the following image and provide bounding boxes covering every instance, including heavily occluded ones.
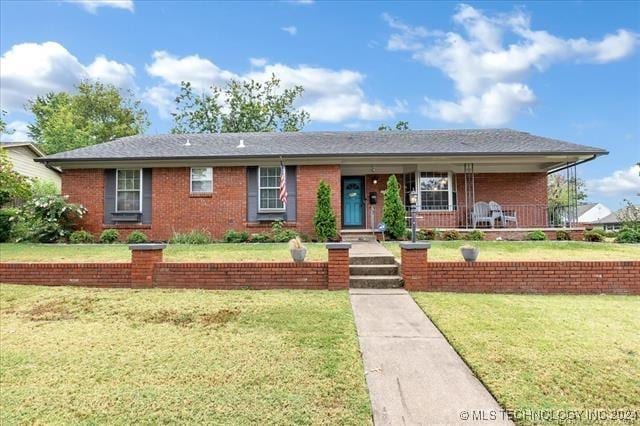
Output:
[36,129,608,240]
[592,205,639,231]
[1,142,62,189]
[577,202,612,224]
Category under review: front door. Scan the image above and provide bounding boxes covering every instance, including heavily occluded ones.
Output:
[342,177,364,228]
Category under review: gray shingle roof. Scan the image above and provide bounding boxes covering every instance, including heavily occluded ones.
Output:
[39,129,607,162]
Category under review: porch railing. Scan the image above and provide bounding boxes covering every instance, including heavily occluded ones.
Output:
[405,204,580,229]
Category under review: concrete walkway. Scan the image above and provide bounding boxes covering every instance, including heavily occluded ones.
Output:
[349,241,394,258]
[350,288,512,425]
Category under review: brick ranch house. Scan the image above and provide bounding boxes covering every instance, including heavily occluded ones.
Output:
[36,129,607,241]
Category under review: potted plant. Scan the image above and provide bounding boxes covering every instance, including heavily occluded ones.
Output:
[289,237,307,262]
[460,244,479,262]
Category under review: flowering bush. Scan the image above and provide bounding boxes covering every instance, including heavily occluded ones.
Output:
[14,195,86,243]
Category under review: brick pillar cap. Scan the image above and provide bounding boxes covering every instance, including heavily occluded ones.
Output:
[326,242,352,250]
[399,242,431,250]
[128,243,167,251]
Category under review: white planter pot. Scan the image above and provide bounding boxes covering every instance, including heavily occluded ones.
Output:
[290,248,307,263]
[460,247,479,262]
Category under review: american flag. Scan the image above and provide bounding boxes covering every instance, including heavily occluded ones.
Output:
[279,159,288,207]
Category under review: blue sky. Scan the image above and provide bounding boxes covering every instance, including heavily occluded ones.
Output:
[1,0,639,208]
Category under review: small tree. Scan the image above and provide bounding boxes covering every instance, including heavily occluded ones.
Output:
[0,149,32,207]
[382,175,406,240]
[313,180,337,242]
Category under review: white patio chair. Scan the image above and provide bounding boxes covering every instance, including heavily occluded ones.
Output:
[489,201,518,228]
[472,201,494,228]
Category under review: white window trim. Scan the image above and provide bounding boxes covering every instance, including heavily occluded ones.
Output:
[258,166,285,213]
[416,171,455,212]
[190,167,213,194]
[115,168,143,213]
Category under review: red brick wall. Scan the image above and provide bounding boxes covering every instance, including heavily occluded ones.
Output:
[61,169,104,235]
[153,262,328,289]
[400,246,429,291]
[0,263,131,287]
[296,165,341,237]
[422,261,640,294]
[327,248,350,290]
[60,165,344,240]
[151,167,247,240]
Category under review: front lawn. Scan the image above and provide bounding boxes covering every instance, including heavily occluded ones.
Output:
[0,242,328,263]
[0,284,371,424]
[412,293,640,423]
[384,241,640,261]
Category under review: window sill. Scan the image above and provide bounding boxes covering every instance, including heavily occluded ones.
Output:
[189,192,213,198]
[102,223,151,229]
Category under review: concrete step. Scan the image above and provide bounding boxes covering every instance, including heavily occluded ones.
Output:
[350,255,396,265]
[341,234,377,242]
[349,276,404,289]
[350,264,398,276]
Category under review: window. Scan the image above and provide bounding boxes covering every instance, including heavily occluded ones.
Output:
[419,172,456,211]
[259,166,284,211]
[116,169,142,212]
[191,167,213,193]
[404,172,416,206]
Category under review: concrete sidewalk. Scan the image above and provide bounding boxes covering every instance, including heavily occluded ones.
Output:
[350,288,512,425]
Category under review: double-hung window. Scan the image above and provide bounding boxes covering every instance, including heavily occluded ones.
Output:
[419,172,456,211]
[191,167,213,193]
[116,169,142,212]
[258,166,284,211]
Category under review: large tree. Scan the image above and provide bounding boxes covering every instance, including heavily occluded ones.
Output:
[171,74,309,133]
[28,81,149,154]
[548,174,587,207]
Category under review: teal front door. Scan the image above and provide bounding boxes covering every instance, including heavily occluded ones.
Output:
[342,177,364,228]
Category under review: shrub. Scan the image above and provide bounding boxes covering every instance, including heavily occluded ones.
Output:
[31,179,59,197]
[127,230,149,244]
[249,232,272,243]
[615,227,640,244]
[170,230,213,244]
[14,195,86,243]
[555,230,571,241]
[465,230,485,241]
[442,229,462,241]
[271,220,299,243]
[604,230,618,238]
[100,229,120,244]
[69,230,94,244]
[0,149,32,207]
[382,175,406,240]
[526,230,547,241]
[583,230,604,242]
[312,180,337,242]
[405,229,413,240]
[0,208,17,242]
[223,229,249,243]
[417,228,438,240]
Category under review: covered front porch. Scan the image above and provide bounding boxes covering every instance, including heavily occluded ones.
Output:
[338,158,582,232]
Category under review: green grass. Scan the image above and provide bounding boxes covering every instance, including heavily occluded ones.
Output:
[0,243,328,263]
[0,284,371,424]
[412,293,640,424]
[384,241,640,261]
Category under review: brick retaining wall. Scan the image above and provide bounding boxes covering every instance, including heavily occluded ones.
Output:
[0,263,131,287]
[154,262,328,290]
[422,261,640,294]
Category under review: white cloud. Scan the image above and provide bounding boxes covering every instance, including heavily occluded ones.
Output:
[66,0,134,13]
[587,165,640,197]
[145,50,238,90]
[384,4,639,126]
[281,26,298,36]
[249,57,268,67]
[0,120,31,142]
[144,51,399,123]
[421,83,536,126]
[142,85,176,119]
[289,0,314,4]
[0,41,136,111]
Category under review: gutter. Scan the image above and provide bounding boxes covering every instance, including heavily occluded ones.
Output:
[546,154,599,175]
[35,150,609,164]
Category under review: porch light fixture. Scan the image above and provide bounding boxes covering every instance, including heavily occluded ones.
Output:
[372,175,378,185]
[409,190,418,242]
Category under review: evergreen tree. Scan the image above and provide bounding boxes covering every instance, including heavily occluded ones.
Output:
[382,175,406,240]
[313,180,337,242]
